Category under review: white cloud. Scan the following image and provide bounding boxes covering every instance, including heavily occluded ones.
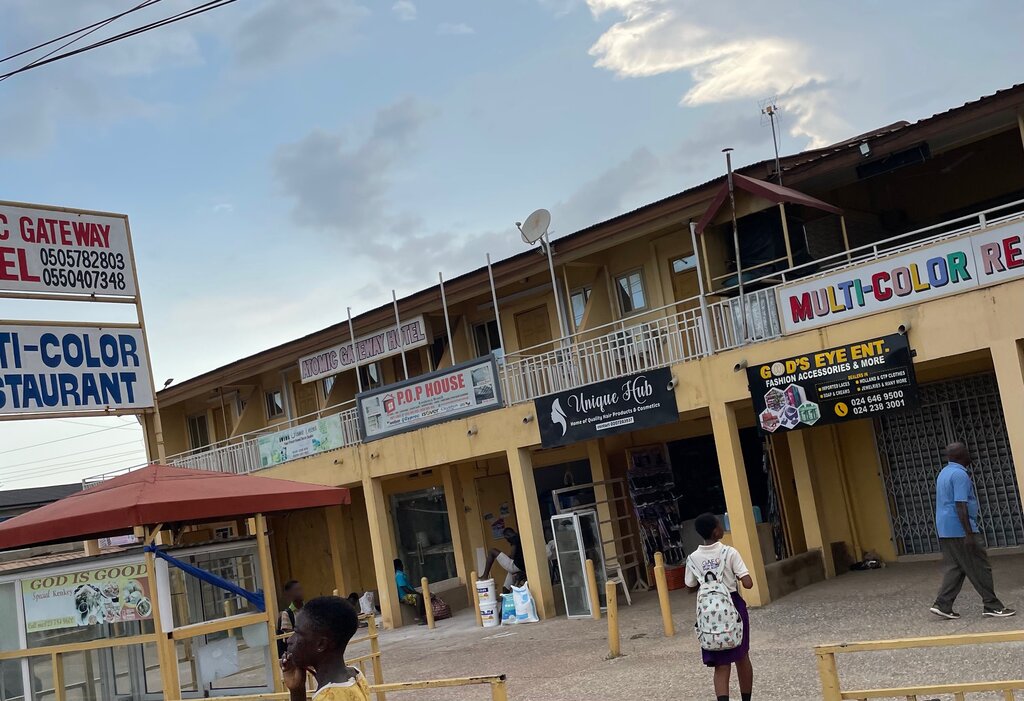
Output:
[232,0,370,68]
[437,22,475,36]
[585,0,846,148]
[392,1,417,21]
[212,203,234,214]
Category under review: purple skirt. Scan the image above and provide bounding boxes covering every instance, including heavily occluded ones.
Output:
[701,592,750,667]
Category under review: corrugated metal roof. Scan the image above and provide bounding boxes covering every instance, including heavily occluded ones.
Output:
[0,547,126,573]
[0,483,81,509]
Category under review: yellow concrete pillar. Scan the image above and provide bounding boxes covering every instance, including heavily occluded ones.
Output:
[458,463,487,574]
[505,447,556,618]
[991,338,1024,511]
[361,472,402,629]
[586,439,622,564]
[786,429,836,578]
[325,505,356,597]
[441,464,470,587]
[709,402,769,606]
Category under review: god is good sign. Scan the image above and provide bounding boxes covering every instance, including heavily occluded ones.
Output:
[746,334,919,434]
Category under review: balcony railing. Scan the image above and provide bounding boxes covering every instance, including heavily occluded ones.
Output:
[86,197,1024,484]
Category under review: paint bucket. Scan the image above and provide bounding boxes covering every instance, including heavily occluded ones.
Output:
[479,601,500,628]
[475,578,497,605]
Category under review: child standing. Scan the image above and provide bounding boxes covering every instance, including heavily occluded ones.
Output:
[685,513,754,701]
[281,596,371,701]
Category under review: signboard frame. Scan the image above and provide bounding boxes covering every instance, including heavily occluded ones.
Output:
[298,315,430,384]
[257,414,348,468]
[745,333,919,434]
[534,367,680,449]
[0,200,162,460]
[356,354,503,442]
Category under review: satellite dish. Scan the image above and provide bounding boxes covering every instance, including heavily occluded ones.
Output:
[519,208,551,244]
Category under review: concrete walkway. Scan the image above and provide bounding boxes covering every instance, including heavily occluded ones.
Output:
[365,555,1023,700]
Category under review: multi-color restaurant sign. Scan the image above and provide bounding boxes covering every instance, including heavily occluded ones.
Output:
[746,334,918,434]
[777,220,1024,334]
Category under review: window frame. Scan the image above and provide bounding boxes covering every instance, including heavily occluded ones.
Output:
[264,389,285,420]
[359,362,383,390]
[186,413,210,452]
[473,320,502,357]
[614,268,649,315]
[569,286,592,329]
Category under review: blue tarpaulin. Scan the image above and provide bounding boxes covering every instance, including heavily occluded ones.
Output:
[145,545,266,612]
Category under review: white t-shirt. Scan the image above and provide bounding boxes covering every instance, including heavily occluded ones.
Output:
[684,542,749,593]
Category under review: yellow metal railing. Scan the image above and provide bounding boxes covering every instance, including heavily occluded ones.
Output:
[170,675,509,701]
[815,630,1024,700]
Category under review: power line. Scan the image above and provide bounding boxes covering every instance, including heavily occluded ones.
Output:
[0,0,165,66]
[0,0,239,82]
[56,418,140,431]
[0,423,141,457]
[0,449,148,482]
[0,0,163,84]
[0,439,144,471]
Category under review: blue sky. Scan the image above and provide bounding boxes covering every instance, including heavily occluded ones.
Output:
[1,0,1022,487]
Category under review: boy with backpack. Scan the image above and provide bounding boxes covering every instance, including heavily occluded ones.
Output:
[685,513,754,701]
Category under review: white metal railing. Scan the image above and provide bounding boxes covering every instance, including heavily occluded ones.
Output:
[85,198,1024,482]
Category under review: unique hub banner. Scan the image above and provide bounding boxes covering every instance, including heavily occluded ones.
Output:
[746,333,918,434]
[22,562,153,631]
[0,202,137,296]
[358,355,502,441]
[257,414,347,468]
[0,325,154,415]
[535,368,679,448]
[777,221,1024,334]
[298,316,429,384]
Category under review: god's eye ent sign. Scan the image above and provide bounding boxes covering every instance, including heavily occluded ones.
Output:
[746,333,918,434]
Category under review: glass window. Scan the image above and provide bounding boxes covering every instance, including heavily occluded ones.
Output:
[322,375,336,399]
[671,255,697,273]
[391,487,458,585]
[0,583,22,701]
[615,270,647,314]
[569,287,592,328]
[474,320,502,357]
[264,390,285,419]
[187,414,210,452]
[359,362,382,390]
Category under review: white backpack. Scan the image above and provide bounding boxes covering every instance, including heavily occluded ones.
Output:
[687,548,744,651]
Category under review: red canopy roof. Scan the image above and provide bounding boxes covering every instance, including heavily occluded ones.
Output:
[0,464,350,551]
[695,173,843,234]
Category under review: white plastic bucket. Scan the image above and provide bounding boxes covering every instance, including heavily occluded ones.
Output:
[475,578,497,605]
[479,602,499,628]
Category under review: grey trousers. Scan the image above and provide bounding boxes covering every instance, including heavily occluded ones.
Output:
[934,537,1004,611]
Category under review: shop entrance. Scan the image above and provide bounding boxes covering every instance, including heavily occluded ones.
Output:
[390,487,458,586]
[667,429,786,563]
[875,372,1024,556]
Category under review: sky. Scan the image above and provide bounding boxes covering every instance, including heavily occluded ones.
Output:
[0,0,1022,489]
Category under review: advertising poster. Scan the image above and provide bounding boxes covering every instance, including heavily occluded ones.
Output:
[0,202,137,296]
[298,316,429,383]
[22,562,152,632]
[535,368,679,449]
[0,325,154,415]
[358,355,501,441]
[777,220,1024,334]
[747,333,918,434]
[257,414,347,468]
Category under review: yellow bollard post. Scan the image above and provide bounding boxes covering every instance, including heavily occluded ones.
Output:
[491,677,509,701]
[421,577,435,629]
[366,614,386,701]
[585,558,602,620]
[606,581,620,659]
[470,570,483,628]
[653,552,675,637]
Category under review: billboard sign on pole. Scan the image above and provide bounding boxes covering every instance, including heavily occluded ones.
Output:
[0,202,137,297]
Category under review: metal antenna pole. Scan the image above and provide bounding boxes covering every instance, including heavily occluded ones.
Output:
[392,290,409,380]
[724,148,747,343]
[486,253,506,354]
[542,233,568,340]
[347,307,362,393]
[438,272,456,365]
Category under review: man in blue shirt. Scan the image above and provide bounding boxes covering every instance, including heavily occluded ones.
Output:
[394,559,427,625]
[930,442,1015,619]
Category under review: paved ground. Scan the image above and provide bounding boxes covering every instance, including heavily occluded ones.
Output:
[363,555,1024,700]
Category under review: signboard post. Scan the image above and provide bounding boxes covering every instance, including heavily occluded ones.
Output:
[746,333,919,434]
[357,355,502,441]
[534,368,679,448]
[0,201,162,460]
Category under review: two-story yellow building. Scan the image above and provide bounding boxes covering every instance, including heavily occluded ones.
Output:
[137,85,1024,629]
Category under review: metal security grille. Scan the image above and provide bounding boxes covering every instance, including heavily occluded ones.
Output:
[875,373,1024,555]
